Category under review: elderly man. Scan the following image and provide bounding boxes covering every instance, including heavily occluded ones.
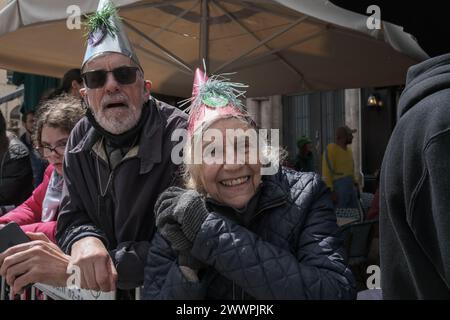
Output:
[56,0,187,294]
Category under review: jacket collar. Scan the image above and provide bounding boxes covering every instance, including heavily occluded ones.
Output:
[257,168,288,210]
[69,98,162,174]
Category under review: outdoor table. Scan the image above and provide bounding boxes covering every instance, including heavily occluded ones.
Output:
[335,208,362,227]
[337,216,360,227]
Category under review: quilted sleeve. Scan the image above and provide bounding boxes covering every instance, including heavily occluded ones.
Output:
[190,175,356,300]
[143,232,208,300]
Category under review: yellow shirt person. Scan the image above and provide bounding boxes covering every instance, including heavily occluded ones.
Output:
[322,143,355,191]
[322,126,359,208]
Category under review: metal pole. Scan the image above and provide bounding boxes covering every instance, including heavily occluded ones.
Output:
[212,0,306,82]
[149,0,200,40]
[200,0,209,70]
[135,287,141,300]
[124,21,194,73]
[1,277,5,300]
[214,15,308,74]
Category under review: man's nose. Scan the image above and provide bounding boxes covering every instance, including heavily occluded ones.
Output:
[104,72,120,93]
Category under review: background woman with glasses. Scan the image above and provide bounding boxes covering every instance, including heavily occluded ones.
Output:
[0,94,84,243]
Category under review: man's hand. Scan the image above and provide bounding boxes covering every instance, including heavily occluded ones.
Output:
[0,232,70,295]
[69,236,117,292]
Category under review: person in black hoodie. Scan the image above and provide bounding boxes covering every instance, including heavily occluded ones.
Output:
[380,53,450,299]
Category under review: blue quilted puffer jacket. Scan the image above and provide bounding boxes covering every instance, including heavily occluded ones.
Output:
[143,168,356,300]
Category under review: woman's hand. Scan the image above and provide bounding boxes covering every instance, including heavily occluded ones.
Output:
[0,232,71,295]
[155,187,209,244]
[155,187,209,271]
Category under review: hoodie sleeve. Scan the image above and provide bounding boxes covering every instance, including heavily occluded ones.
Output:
[418,134,450,287]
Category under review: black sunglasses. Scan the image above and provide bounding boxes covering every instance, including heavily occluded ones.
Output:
[82,66,139,89]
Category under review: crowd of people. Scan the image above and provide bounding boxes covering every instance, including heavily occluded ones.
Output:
[0,1,355,300]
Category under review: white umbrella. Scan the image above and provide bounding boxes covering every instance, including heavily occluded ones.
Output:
[0,0,428,97]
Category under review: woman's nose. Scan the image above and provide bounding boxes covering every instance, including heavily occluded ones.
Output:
[222,162,243,171]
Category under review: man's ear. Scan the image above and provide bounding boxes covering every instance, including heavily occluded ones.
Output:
[80,88,90,107]
[144,80,152,93]
[143,80,152,99]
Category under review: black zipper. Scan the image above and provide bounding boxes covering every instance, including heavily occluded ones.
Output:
[247,199,286,224]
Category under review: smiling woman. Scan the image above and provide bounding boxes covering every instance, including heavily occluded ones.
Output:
[143,69,356,300]
[191,117,263,209]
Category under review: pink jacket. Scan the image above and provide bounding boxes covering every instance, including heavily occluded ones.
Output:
[0,165,59,242]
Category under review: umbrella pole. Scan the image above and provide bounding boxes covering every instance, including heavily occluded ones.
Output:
[200,0,209,71]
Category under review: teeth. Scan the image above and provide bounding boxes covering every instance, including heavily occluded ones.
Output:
[221,176,249,187]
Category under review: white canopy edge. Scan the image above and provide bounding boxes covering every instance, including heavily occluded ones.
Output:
[0,0,429,68]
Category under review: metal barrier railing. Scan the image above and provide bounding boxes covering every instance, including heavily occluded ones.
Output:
[0,277,142,300]
[1,277,6,300]
[32,283,116,300]
[0,86,24,105]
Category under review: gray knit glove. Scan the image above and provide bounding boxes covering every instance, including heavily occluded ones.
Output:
[158,223,192,252]
[157,223,204,270]
[155,186,209,251]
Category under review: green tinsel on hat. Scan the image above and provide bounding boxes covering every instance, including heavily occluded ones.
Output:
[181,73,248,113]
[84,1,120,44]
[81,0,141,70]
